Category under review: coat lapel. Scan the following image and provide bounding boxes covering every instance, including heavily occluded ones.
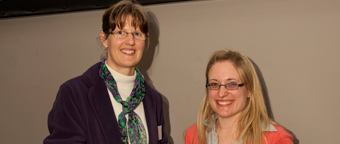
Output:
[143,83,158,143]
[84,62,122,144]
[83,62,159,144]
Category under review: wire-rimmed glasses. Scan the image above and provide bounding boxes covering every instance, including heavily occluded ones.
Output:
[106,30,147,40]
[206,82,244,90]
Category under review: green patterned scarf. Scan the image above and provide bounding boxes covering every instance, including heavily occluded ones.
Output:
[99,60,147,144]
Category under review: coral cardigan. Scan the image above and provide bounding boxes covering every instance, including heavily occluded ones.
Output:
[185,124,293,144]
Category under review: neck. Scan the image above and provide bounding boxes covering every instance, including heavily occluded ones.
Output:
[215,113,241,138]
[106,61,135,76]
[216,118,237,132]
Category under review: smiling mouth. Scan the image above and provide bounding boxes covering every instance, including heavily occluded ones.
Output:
[121,50,135,54]
[217,101,233,105]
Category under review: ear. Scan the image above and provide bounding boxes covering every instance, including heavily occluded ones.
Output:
[100,31,108,48]
[247,91,250,98]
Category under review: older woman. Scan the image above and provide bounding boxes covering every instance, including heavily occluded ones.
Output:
[44,0,168,144]
[185,49,293,144]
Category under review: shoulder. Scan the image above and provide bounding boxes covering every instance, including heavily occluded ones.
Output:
[54,76,88,105]
[185,124,197,139]
[63,75,84,88]
[265,124,294,144]
[81,62,102,86]
[185,124,198,144]
[144,82,163,100]
[186,124,197,134]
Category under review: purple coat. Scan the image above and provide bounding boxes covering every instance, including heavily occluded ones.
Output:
[44,62,168,144]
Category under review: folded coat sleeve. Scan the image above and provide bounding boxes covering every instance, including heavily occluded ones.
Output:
[43,83,86,144]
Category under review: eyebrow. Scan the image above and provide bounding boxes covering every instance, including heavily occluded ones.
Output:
[226,78,238,81]
[208,78,240,82]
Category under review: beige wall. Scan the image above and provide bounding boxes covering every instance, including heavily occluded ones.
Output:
[1,0,340,143]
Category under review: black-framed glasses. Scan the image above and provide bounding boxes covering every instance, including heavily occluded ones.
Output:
[206,82,244,90]
[106,30,147,40]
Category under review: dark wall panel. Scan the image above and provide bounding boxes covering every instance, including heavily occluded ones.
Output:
[0,0,189,18]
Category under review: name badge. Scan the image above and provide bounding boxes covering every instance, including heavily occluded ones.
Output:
[158,125,162,140]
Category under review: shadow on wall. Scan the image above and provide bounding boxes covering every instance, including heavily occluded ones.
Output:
[137,11,174,144]
[250,59,274,120]
[250,59,299,144]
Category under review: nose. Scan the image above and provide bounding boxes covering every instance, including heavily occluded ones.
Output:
[125,33,135,45]
[218,86,229,98]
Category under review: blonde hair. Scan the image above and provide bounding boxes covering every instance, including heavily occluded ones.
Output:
[196,49,275,144]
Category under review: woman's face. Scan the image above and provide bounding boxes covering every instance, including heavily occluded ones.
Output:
[100,15,145,75]
[208,61,249,120]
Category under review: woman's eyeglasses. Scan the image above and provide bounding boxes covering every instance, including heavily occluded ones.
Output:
[107,30,147,40]
[206,82,244,90]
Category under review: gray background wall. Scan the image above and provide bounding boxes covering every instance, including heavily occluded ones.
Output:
[1,0,340,143]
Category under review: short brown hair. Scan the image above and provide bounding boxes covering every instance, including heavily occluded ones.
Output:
[102,0,149,38]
